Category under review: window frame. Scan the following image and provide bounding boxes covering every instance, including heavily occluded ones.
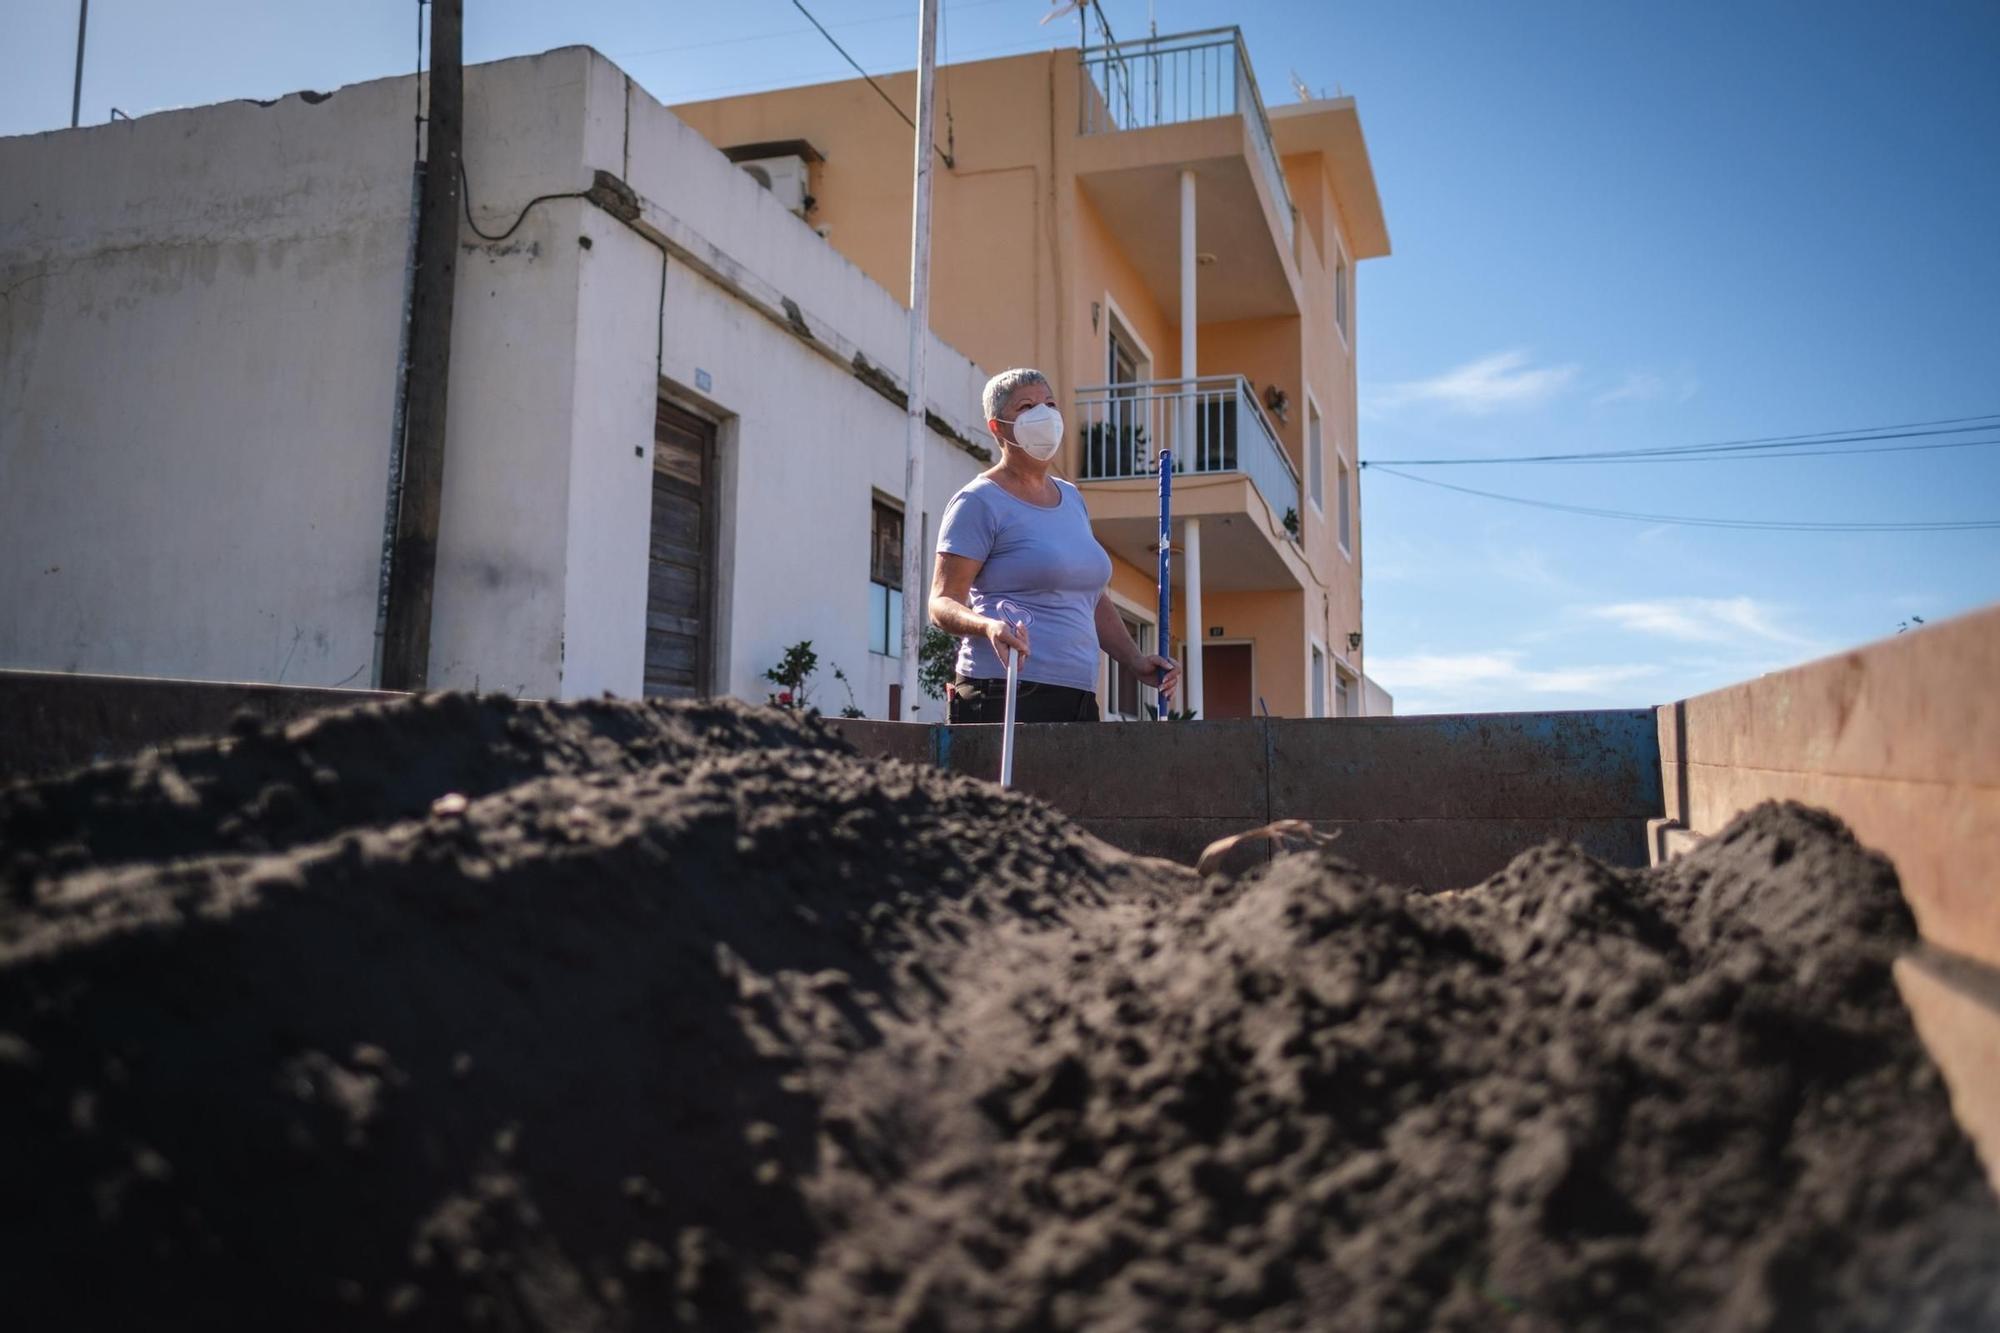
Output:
[1305,392,1325,516]
[1333,239,1351,348]
[868,495,906,658]
[1101,588,1157,722]
[1335,438,1353,560]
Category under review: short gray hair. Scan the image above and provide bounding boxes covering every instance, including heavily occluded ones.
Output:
[982,368,1050,422]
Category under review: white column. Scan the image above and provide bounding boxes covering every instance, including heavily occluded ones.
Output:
[1179,167,1197,407]
[1185,517,1204,718]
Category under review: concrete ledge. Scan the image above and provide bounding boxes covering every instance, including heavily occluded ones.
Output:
[1897,947,2000,1197]
[0,669,399,784]
[1646,817,1704,866]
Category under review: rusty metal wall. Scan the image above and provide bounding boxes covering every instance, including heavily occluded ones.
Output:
[0,670,397,783]
[832,710,1664,888]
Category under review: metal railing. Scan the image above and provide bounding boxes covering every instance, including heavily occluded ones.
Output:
[1076,375,1302,527]
[1078,27,1295,249]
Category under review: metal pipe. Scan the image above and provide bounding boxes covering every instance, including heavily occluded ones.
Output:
[1156,449,1172,721]
[70,0,88,128]
[897,0,941,707]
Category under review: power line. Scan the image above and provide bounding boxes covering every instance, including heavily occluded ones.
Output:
[1363,412,2000,466]
[618,0,1012,61]
[1365,466,2000,532]
[660,35,1057,104]
[1543,437,2000,464]
[789,0,953,166]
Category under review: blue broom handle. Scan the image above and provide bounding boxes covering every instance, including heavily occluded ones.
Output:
[1156,448,1172,721]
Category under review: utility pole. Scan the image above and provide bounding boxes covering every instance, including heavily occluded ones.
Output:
[70,0,89,128]
[897,0,941,714]
[381,0,462,691]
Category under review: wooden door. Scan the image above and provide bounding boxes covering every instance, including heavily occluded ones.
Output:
[646,401,715,698]
[1202,642,1254,719]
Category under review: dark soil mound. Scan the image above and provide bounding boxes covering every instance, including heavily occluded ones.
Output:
[0,695,1992,1331]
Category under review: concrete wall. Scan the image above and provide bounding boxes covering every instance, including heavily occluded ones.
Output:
[1,47,991,714]
[833,708,1662,887]
[0,54,602,697]
[1,73,415,690]
[616,66,990,715]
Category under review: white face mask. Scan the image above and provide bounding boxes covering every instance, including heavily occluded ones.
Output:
[1003,403,1064,460]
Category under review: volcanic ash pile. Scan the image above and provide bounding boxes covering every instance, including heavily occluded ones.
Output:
[0,694,1993,1331]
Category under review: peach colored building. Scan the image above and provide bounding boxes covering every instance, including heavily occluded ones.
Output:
[675,27,1390,718]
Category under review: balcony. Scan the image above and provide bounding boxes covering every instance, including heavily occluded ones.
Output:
[1074,376,1308,592]
[1072,29,1300,322]
[1079,28,1294,250]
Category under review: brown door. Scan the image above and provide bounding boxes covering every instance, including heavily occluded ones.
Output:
[646,401,715,698]
[1201,643,1254,719]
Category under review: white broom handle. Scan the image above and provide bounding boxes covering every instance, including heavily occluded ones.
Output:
[1000,645,1020,788]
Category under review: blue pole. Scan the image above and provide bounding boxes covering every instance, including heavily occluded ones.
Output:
[1155,446,1172,721]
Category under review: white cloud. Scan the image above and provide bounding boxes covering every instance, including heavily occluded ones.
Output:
[1588,596,1823,651]
[1593,368,1699,406]
[1594,372,1665,405]
[1368,651,1658,713]
[1364,349,1578,417]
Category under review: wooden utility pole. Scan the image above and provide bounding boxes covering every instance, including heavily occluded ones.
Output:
[382,0,463,692]
[897,0,941,712]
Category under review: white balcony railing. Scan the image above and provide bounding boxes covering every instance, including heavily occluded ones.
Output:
[1076,375,1302,528]
[1078,27,1295,249]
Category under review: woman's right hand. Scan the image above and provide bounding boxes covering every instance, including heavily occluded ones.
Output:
[984,615,1030,663]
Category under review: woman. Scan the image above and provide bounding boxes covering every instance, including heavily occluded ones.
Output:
[930,368,1181,723]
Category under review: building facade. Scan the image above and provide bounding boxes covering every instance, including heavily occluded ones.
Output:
[673,28,1392,717]
[0,48,991,717]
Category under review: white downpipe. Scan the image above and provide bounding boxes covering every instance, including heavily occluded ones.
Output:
[1185,517,1204,718]
[897,0,941,716]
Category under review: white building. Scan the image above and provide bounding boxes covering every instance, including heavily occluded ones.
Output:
[0,47,990,717]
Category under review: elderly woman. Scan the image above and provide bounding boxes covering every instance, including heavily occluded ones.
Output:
[930,368,1181,723]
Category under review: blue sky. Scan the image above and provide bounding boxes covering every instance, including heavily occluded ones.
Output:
[7,1,1997,713]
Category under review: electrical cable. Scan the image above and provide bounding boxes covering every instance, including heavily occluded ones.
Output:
[1516,437,2000,464]
[1365,466,2000,532]
[789,0,953,166]
[458,161,588,244]
[1364,412,2000,466]
[617,0,1012,61]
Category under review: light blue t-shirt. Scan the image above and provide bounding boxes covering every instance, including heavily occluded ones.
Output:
[936,475,1113,691]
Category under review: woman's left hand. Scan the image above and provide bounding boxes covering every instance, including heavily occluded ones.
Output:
[1135,655,1181,696]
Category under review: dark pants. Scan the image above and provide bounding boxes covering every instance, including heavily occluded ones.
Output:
[947,676,1101,724]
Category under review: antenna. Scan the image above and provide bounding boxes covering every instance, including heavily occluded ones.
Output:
[1289,69,1313,103]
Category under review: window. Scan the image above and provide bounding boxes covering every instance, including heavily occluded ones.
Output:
[1336,450,1352,555]
[869,499,904,657]
[1334,252,1349,342]
[1311,645,1326,717]
[1335,670,1353,718]
[1307,401,1324,512]
[1106,612,1153,720]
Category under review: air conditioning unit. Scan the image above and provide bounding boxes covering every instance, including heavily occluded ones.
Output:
[737,154,811,217]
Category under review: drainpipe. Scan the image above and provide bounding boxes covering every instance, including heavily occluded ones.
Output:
[381,0,462,692]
